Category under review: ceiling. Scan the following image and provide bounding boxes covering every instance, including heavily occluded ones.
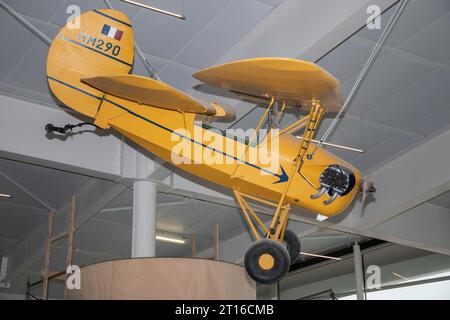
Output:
[429,190,450,209]
[0,0,281,106]
[232,0,450,173]
[274,243,441,299]
[1,0,449,298]
[0,158,90,256]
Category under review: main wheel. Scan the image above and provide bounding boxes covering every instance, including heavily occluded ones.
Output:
[282,229,301,264]
[244,239,290,284]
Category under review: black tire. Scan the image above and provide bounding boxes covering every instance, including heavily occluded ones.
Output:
[283,229,301,264]
[244,239,290,285]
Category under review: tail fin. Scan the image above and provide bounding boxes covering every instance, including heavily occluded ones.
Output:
[46,9,134,118]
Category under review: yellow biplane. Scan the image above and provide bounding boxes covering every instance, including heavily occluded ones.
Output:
[46,9,367,284]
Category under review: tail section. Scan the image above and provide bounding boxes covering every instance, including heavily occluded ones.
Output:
[46,9,134,118]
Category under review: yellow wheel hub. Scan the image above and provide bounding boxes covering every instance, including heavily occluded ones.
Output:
[258,253,275,270]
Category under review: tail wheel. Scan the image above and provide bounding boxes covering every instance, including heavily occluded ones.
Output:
[282,229,301,264]
[244,239,290,284]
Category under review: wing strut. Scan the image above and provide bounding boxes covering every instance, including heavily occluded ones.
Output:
[233,101,324,242]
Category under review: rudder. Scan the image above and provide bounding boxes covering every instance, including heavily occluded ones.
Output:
[47,9,134,118]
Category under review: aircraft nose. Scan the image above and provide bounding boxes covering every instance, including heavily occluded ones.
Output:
[310,165,356,205]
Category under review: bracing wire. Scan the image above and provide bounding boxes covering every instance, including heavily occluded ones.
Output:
[103,0,161,81]
[309,0,409,158]
[0,0,52,46]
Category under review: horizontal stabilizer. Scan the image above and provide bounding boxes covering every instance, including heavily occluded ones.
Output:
[82,74,217,115]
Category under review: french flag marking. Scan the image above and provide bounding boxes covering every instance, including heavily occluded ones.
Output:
[101,24,123,41]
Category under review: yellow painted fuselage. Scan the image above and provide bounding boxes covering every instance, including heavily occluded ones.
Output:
[46,9,362,218]
[97,95,362,217]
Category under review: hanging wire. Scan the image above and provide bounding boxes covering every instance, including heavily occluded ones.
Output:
[309,0,409,158]
[103,0,161,81]
[118,0,185,19]
[0,0,52,46]
[182,0,185,19]
[0,0,162,83]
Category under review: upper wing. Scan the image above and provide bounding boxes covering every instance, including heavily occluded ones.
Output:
[193,58,342,112]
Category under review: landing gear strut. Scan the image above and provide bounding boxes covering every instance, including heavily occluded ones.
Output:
[234,100,323,284]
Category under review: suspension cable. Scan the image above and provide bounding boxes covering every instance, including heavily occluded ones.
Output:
[309,0,409,158]
[0,0,162,82]
[103,0,161,81]
[0,0,52,46]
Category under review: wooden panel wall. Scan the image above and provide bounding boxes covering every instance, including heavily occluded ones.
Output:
[66,258,256,300]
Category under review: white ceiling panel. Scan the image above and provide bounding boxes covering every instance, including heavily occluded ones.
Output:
[200,206,248,240]
[174,0,272,69]
[285,219,315,236]
[352,131,421,173]
[0,204,47,240]
[301,231,354,255]
[356,2,396,45]
[132,0,231,59]
[157,236,210,257]
[73,247,126,266]
[157,61,198,91]
[347,49,437,116]
[185,219,213,241]
[96,211,132,225]
[105,0,143,19]
[341,74,358,100]
[0,236,18,256]
[229,105,265,130]
[157,192,187,204]
[0,11,43,82]
[103,188,133,209]
[5,21,59,98]
[30,245,126,274]
[187,200,222,218]
[3,0,64,22]
[74,219,131,256]
[0,179,47,209]
[323,117,403,163]
[366,68,450,129]
[358,0,450,48]
[398,12,450,64]
[257,0,283,6]
[429,191,450,209]
[407,102,450,137]
[317,37,374,84]
[132,52,168,76]
[361,119,403,151]
[51,0,109,26]
[325,117,363,161]
[156,204,202,233]
[0,160,90,209]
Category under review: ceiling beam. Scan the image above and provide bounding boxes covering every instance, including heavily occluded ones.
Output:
[5,179,128,284]
[0,171,54,211]
[0,94,235,202]
[197,0,398,129]
[370,203,450,255]
[0,94,123,180]
[346,126,450,230]
[218,0,398,62]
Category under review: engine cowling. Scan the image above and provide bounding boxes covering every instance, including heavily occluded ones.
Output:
[311,164,356,205]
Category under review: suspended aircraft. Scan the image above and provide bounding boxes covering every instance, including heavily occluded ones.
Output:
[45,9,373,284]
